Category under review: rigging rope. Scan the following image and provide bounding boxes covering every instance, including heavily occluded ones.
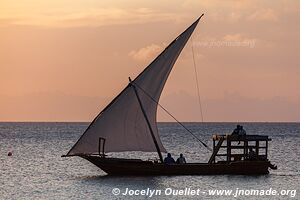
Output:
[132,82,212,152]
[191,37,204,122]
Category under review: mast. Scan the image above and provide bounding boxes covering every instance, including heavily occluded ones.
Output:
[129,77,164,163]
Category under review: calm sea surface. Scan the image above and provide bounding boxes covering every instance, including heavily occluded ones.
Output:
[0,122,299,199]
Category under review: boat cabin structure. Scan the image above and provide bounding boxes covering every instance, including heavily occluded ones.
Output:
[209,134,271,164]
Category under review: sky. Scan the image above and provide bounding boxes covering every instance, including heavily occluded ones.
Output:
[0,0,300,122]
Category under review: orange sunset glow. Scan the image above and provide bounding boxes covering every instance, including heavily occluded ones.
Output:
[0,0,299,122]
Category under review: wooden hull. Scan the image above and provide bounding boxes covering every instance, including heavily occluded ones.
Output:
[81,156,272,176]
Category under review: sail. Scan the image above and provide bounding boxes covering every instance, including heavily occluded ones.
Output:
[67,16,202,156]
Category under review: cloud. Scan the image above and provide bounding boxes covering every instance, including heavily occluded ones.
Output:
[129,44,163,62]
[0,7,180,27]
[247,8,279,22]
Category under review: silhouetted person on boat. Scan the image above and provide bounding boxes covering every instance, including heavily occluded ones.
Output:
[237,125,246,144]
[248,148,256,160]
[164,153,175,164]
[232,125,241,135]
[239,126,246,136]
[176,153,186,164]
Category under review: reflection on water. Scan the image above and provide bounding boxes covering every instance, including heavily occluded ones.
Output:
[0,122,299,199]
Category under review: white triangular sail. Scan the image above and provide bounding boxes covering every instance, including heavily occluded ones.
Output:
[67,17,201,156]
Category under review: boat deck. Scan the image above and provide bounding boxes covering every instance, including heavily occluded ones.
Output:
[82,156,272,175]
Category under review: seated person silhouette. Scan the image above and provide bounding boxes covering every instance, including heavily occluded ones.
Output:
[232,125,241,135]
[239,126,246,136]
[164,153,175,164]
[248,148,256,160]
[176,153,187,164]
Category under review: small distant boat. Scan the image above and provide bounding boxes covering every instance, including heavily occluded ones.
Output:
[63,14,277,175]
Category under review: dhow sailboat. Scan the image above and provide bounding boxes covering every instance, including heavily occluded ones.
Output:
[63,15,277,175]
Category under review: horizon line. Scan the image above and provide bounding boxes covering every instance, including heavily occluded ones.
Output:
[1,121,300,123]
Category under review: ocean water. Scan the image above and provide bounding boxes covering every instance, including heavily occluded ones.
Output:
[0,122,299,199]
